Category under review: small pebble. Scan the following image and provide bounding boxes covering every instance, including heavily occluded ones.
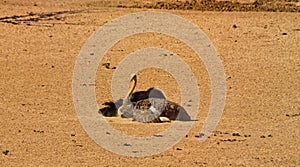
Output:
[232,133,240,136]
[153,134,163,137]
[2,150,9,155]
[199,133,205,137]
[102,63,110,69]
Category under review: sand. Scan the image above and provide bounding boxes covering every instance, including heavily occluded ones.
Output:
[0,0,299,166]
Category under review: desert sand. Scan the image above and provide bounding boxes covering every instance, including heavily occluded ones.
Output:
[0,0,299,166]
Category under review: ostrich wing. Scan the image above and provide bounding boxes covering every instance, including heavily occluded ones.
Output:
[132,98,165,123]
[132,98,191,123]
[130,88,166,103]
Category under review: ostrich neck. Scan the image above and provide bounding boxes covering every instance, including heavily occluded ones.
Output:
[125,77,136,100]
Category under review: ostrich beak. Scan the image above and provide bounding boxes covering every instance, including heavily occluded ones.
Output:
[130,74,137,82]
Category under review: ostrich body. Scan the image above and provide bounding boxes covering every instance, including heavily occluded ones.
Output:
[99,75,190,123]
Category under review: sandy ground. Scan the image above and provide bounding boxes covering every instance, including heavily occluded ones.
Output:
[0,0,299,166]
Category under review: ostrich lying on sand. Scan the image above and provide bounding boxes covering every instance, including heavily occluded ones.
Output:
[99,75,191,123]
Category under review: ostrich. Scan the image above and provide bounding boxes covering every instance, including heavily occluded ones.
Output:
[99,75,191,123]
